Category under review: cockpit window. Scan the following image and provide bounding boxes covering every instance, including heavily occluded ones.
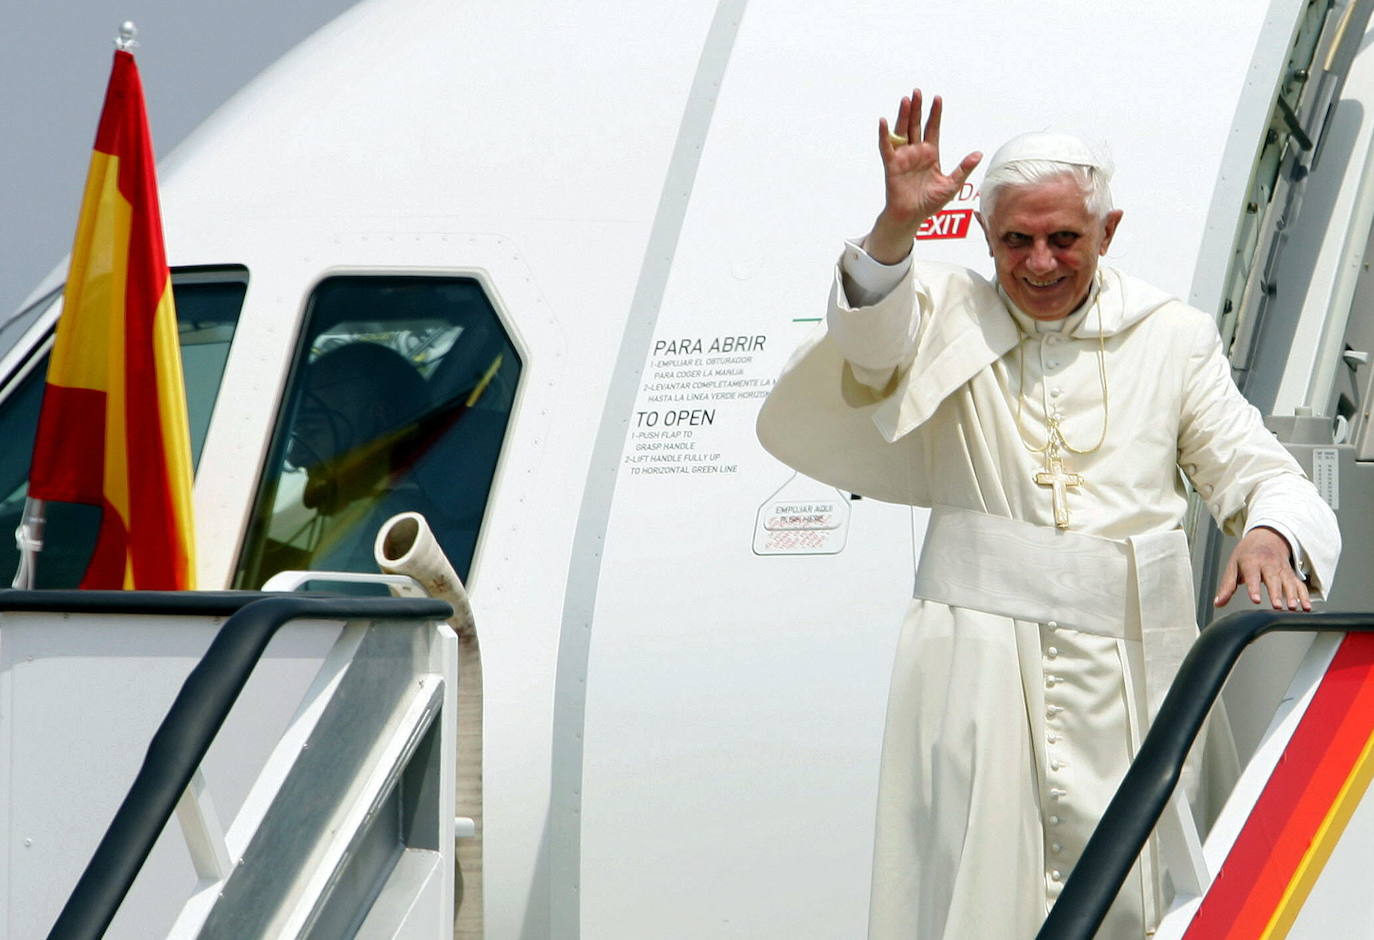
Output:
[233,275,521,590]
[174,267,249,464]
[0,267,247,587]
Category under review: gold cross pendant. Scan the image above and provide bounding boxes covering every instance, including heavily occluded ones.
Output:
[1034,451,1083,529]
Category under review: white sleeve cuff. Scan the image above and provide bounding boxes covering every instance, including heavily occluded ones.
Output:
[840,237,912,308]
[1243,472,1341,597]
[826,243,922,377]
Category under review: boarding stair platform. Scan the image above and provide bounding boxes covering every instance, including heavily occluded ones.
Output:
[6,588,1374,936]
[0,582,463,940]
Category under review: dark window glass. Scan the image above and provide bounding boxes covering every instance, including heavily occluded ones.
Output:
[173,267,249,466]
[0,269,247,587]
[233,276,521,590]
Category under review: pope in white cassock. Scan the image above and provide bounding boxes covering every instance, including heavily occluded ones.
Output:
[756,91,1342,938]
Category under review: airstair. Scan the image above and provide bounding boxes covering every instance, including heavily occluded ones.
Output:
[15,592,1374,939]
[1,584,462,940]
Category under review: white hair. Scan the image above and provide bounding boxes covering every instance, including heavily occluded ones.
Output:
[979,160,1114,221]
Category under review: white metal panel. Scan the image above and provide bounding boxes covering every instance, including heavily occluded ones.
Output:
[0,612,338,940]
[1286,758,1374,937]
[148,4,728,935]
[355,849,448,939]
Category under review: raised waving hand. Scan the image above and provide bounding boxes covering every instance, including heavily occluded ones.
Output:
[866,90,982,264]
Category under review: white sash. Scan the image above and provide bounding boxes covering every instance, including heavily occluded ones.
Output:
[913,505,1197,722]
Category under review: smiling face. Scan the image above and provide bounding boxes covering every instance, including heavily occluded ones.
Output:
[978,175,1123,321]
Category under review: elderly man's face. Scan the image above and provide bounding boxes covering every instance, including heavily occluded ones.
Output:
[978,175,1123,321]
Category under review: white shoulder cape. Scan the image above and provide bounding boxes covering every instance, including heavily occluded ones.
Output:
[756,261,1174,504]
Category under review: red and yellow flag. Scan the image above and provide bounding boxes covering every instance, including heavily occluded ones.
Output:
[26,49,195,589]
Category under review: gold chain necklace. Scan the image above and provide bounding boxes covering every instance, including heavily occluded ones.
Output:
[1012,278,1110,528]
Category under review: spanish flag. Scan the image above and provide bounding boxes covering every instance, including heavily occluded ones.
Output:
[26,49,195,589]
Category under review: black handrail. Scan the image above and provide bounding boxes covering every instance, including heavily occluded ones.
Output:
[7,591,453,940]
[1038,609,1374,939]
[0,588,267,616]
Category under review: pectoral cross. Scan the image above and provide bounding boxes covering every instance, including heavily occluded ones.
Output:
[1035,447,1083,530]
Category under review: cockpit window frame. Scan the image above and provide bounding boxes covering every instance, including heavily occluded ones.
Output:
[231,267,528,593]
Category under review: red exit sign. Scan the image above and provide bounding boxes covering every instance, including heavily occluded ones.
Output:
[917,209,974,240]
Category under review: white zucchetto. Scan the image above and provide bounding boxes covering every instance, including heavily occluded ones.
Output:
[985,131,1113,178]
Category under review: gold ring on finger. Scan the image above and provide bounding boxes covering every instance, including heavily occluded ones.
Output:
[888,133,909,147]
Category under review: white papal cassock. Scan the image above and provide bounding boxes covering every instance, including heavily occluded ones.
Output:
[756,252,1340,939]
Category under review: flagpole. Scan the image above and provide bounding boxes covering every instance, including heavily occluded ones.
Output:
[116,21,138,51]
[11,498,45,589]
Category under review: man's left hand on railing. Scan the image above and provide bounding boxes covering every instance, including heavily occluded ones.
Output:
[1214,526,1311,612]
